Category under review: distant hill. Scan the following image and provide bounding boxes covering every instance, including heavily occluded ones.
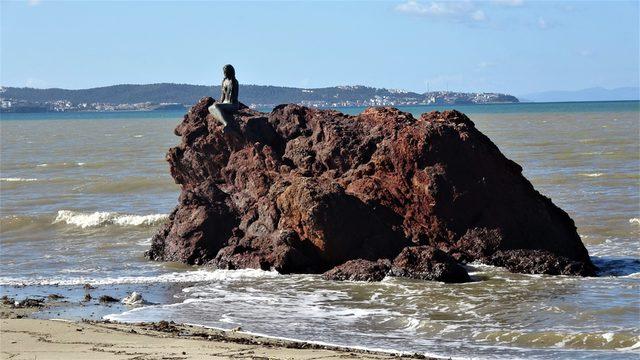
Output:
[521,87,639,102]
[0,83,518,112]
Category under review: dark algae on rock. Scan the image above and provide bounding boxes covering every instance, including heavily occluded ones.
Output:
[146,97,596,281]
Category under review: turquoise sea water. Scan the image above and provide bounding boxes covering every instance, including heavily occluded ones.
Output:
[1,101,639,359]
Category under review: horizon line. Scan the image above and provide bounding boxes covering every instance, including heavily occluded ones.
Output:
[2,83,638,96]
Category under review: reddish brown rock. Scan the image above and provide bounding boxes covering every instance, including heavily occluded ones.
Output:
[146,97,596,277]
[488,249,595,276]
[322,259,391,282]
[390,246,471,283]
[147,183,237,265]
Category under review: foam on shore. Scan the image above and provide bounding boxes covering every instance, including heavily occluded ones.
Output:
[0,268,279,286]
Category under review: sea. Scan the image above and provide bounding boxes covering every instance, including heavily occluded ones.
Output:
[1,101,638,359]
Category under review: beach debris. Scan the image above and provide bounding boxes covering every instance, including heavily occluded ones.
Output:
[98,295,119,303]
[1,295,15,305]
[121,292,149,305]
[83,283,96,290]
[14,298,45,308]
[148,320,179,333]
[231,326,242,332]
[146,98,597,278]
[47,294,65,300]
[83,293,92,302]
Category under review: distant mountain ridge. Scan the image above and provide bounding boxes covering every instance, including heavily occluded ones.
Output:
[521,87,639,102]
[0,83,518,112]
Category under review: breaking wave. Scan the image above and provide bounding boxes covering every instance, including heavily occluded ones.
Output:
[0,177,37,182]
[0,269,279,286]
[35,162,86,168]
[53,210,168,228]
[630,218,640,225]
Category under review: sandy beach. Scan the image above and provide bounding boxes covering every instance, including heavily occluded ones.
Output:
[0,302,430,360]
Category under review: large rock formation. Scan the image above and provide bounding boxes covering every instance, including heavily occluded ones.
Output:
[146,97,596,280]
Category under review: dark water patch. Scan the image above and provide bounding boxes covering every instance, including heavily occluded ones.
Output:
[592,257,640,277]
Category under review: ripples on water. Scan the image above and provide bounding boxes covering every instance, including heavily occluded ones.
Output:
[1,102,639,359]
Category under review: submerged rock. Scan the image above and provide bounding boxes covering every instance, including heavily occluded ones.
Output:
[99,295,119,303]
[322,259,391,282]
[146,97,596,278]
[322,247,471,283]
[389,246,471,283]
[488,249,595,276]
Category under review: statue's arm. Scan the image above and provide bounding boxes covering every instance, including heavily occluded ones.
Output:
[231,79,239,104]
[219,80,226,102]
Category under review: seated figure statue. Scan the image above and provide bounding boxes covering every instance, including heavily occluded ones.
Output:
[208,64,239,131]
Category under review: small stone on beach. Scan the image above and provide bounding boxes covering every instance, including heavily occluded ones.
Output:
[122,291,148,305]
[98,295,119,303]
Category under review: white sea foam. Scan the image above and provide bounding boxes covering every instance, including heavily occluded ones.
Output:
[77,162,86,166]
[1,177,37,182]
[629,218,640,225]
[36,163,48,167]
[579,173,604,177]
[0,268,279,286]
[53,210,168,228]
[136,237,153,246]
[133,134,144,138]
[602,332,615,343]
[617,340,640,351]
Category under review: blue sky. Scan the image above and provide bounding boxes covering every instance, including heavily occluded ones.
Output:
[1,0,638,95]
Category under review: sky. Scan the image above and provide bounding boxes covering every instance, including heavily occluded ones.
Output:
[1,0,638,95]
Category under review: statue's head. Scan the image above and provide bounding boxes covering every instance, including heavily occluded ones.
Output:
[223,64,236,79]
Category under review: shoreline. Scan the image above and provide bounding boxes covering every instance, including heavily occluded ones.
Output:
[0,302,435,360]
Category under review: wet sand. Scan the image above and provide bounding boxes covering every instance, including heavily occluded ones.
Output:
[0,302,431,360]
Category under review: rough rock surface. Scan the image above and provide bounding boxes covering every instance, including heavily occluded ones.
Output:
[389,246,471,283]
[146,97,596,278]
[489,249,595,276]
[322,259,391,282]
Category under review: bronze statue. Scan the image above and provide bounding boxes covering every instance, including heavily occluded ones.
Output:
[209,64,239,130]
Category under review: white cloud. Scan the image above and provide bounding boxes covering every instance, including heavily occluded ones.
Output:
[477,61,496,69]
[491,0,524,6]
[395,0,561,29]
[395,1,470,16]
[395,1,487,23]
[537,16,548,29]
[472,10,486,21]
[27,0,41,6]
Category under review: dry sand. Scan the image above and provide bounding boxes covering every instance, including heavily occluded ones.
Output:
[0,302,433,360]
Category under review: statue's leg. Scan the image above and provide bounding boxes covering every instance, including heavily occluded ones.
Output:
[208,104,228,127]
[216,103,239,129]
